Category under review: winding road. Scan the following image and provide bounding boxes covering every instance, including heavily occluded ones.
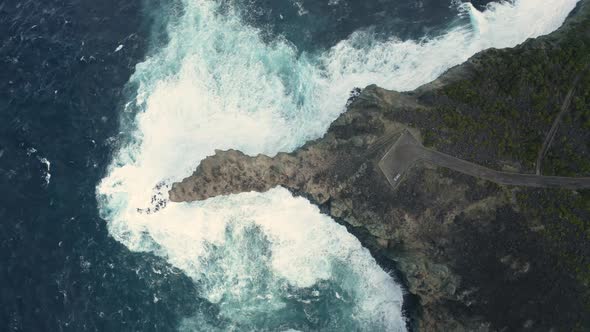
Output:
[379,130,590,190]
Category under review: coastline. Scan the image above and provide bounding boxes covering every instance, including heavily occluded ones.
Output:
[169,1,590,330]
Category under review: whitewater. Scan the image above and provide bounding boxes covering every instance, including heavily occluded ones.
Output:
[96,0,579,330]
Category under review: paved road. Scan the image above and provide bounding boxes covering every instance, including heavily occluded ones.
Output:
[379,130,590,190]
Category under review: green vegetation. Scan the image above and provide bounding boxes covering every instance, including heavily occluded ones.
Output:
[415,6,590,322]
[516,188,590,311]
[421,15,590,172]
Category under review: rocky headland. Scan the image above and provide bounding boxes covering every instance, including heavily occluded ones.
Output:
[170,1,590,330]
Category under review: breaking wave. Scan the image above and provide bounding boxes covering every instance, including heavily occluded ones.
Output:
[97,0,579,330]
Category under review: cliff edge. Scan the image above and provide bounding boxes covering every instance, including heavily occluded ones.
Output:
[170,1,590,330]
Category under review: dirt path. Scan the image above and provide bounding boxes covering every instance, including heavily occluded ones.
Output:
[535,75,581,175]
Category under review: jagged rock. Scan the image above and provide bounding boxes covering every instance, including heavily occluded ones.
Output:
[169,1,590,330]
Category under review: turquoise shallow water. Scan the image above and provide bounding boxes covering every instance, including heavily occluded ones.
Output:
[0,0,579,330]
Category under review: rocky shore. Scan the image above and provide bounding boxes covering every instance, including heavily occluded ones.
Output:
[170,1,590,330]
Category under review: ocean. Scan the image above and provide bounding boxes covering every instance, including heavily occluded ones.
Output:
[0,0,579,330]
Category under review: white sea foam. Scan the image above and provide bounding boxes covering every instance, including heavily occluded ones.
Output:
[323,0,580,93]
[26,146,51,185]
[37,156,51,185]
[97,0,579,329]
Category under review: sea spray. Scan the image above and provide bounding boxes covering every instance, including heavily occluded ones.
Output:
[97,0,579,329]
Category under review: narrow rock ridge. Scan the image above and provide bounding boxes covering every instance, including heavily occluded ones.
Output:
[170,1,590,330]
[170,85,417,206]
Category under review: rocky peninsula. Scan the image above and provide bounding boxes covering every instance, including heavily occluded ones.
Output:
[170,1,590,330]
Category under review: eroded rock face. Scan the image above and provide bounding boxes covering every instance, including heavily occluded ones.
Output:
[169,2,590,330]
[167,85,520,331]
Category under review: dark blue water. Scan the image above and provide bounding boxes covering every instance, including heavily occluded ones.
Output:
[224,0,479,51]
[0,1,203,330]
[0,0,495,330]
